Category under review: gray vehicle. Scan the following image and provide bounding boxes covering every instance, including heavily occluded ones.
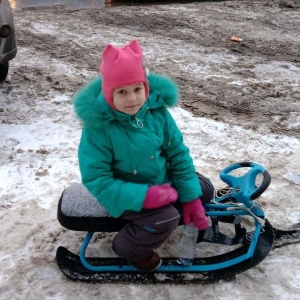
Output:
[0,0,17,82]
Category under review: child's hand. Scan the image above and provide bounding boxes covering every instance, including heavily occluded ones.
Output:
[143,184,178,209]
[183,198,209,230]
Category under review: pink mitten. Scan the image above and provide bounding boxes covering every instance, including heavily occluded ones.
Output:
[183,198,209,230]
[143,183,178,209]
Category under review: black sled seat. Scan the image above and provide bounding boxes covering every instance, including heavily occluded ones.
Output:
[57,183,127,232]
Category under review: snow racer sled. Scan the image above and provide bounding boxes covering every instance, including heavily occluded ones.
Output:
[56,162,300,283]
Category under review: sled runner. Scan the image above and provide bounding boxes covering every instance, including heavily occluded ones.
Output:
[56,162,300,283]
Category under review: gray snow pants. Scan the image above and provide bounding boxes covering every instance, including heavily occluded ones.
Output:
[112,173,214,261]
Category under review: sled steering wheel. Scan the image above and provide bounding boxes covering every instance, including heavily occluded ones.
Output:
[220,162,271,207]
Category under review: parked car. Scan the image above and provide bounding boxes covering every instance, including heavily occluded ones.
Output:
[0,0,17,82]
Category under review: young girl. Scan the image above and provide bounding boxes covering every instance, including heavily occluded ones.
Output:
[74,40,214,271]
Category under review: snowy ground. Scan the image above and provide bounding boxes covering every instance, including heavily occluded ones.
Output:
[1,0,300,299]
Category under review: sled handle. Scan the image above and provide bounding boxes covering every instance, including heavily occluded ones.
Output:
[220,162,271,205]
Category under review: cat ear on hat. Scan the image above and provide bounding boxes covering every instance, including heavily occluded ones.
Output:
[129,40,143,55]
[102,44,118,61]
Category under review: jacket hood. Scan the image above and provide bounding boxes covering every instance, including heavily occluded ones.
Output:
[73,72,180,129]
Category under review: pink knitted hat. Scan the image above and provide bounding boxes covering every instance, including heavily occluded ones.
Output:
[100,40,149,109]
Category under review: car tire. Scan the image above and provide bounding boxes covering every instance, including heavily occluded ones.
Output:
[0,61,9,82]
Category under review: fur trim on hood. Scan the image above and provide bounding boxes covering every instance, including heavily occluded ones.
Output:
[73,72,180,129]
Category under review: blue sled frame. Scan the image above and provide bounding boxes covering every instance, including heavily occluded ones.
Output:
[56,162,283,283]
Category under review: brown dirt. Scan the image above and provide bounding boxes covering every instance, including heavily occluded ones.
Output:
[7,0,300,138]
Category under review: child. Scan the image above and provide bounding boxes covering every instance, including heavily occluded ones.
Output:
[74,40,214,271]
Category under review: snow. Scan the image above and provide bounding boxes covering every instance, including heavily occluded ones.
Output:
[1,89,300,299]
[1,1,300,299]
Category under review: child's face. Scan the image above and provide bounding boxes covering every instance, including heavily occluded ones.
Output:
[113,83,147,115]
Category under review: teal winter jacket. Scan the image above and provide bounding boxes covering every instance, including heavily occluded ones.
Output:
[74,72,202,218]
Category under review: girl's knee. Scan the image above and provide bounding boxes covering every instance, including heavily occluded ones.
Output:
[197,173,215,204]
